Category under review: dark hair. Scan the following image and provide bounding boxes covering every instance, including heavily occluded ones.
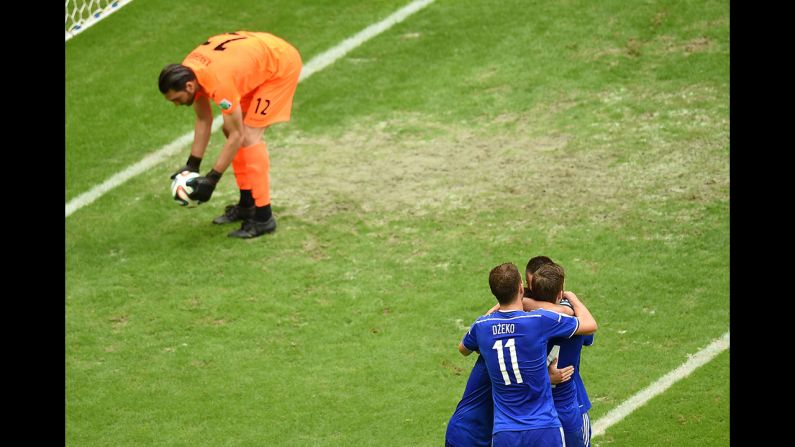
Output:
[489,263,522,305]
[158,64,196,93]
[526,255,554,275]
[531,263,565,303]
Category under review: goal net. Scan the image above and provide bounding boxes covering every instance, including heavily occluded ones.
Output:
[65,0,133,41]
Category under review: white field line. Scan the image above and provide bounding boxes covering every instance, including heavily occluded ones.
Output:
[65,0,436,218]
[591,331,730,439]
[298,0,435,82]
[65,0,135,42]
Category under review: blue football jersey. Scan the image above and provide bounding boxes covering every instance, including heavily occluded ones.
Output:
[445,355,493,447]
[462,309,579,434]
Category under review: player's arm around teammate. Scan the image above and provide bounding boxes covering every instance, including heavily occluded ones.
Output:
[563,291,597,334]
[487,296,577,317]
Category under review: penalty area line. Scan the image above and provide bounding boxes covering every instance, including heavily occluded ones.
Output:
[66,0,436,218]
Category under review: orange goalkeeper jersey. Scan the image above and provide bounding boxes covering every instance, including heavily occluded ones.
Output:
[182,31,300,115]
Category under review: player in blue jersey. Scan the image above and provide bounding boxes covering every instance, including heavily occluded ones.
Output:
[519,258,595,447]
[545,308,594,447]
[507,256,595,447]
[459,262,597,447]
[446,255,574,446]
[450,256,591,446]
[543,308,594,447]
[445,333,574,447]
[531,263,595,447]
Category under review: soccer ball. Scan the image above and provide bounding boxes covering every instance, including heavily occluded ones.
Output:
[171,171,200,206]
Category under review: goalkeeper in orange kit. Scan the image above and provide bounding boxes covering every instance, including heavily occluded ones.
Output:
[158,31,302,238]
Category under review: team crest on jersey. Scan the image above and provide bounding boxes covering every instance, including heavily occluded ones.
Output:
[219,99,232,110]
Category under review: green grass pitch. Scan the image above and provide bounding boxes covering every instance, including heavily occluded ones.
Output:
[66,0,729,445]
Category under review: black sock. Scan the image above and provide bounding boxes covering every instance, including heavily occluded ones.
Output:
[255,204,272,222]
[238,190,254,208]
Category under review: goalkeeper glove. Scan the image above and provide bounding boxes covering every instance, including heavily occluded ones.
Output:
[187,169,222,203]
[169,155,203,179]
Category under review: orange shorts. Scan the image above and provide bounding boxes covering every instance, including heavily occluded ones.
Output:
[240,44,302,128]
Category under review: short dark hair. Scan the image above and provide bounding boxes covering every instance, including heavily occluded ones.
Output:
[531,263,565,303]
[158,64,196,93]
[489,263,522,305]
[526,255,554,275]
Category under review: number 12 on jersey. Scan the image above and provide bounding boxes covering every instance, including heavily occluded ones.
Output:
[493,338,523,385]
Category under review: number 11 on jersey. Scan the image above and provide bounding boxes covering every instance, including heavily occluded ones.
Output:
[493,338,523,385]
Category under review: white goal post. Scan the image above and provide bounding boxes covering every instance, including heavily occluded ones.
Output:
[65,0,134,42]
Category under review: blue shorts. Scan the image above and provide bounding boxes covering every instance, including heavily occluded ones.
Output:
[492,427,564,447]
[563,428,586,447]
[446,434,490,447]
